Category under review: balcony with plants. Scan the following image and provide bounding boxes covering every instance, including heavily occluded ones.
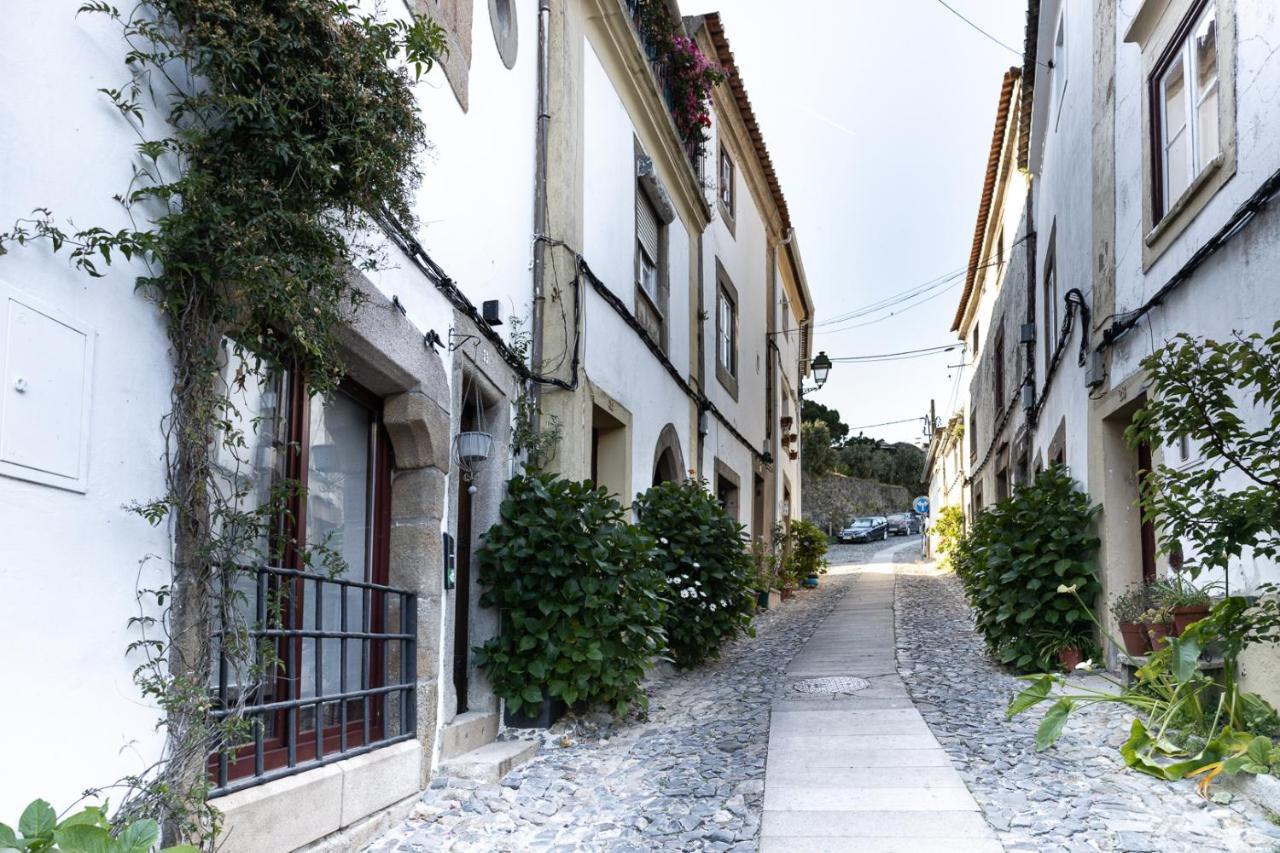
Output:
[624,0,724,175]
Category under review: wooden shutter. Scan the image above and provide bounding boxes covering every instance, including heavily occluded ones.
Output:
[636,189,659,261]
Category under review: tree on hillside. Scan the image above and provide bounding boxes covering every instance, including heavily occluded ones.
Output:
[801,420,839,477]
[801,400,849,446]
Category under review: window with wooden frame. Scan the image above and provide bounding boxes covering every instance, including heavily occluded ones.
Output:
[209,354,400,788]
[993,328,1005,411]
[1150,1,1218,222]
[715,261,739,399]
[1128,0,1235,265]
[718,143,735,224]
[635,184,667,349]
[1042,229,1060,375]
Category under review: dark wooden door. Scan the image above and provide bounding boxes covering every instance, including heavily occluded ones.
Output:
[453,480,474,714]
[1137,440,1157,583]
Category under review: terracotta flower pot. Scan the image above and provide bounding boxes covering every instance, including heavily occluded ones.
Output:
[1172,604,1210,637]
[1118,621,1151,656]
[1058,646,1084,672]
[780,587,794,601]
[1146,622,1171,651]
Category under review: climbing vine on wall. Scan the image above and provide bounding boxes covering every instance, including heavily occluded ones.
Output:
[1,1,444,845]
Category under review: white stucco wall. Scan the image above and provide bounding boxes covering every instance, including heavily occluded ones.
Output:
[0,0,542,817]
[1025,0,1094,486]
[581,39,696,500]
[0,2,176,815]
[1110,1,1280,601]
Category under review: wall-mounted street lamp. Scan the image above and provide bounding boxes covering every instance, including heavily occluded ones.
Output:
[810,351,832,389]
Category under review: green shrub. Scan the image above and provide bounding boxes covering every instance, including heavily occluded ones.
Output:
[790,519,829,577]
[933,504,966,569]
[0,799,195,853]
[474,473,667,715]
[951,465,1100,672]
[634,479,756,668]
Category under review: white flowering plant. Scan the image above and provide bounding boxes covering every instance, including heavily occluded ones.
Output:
[635,479,756,667]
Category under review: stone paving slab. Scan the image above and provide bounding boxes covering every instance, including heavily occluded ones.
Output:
[762,552,1000,850]
[764,766,971,789]
[760,837,1004,853]
[763,785,982,812]
[761,808,994,837]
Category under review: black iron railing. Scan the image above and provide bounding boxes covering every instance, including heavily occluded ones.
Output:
[209,565,416,796]
[623,0,706,177]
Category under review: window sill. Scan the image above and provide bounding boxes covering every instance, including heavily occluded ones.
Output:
[715,362,738,402]
[1145,153,1225,250]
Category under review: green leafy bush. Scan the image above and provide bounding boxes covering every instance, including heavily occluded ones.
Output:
[634,479,755,668]
[952,465,1100,671]
[0,800,195,853]
[474,474,666,715]
[932,504,966,570]
[789,519,829,577]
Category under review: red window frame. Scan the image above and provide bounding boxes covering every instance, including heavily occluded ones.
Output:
[209,370,394,783]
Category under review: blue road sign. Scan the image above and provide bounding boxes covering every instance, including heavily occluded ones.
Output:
[913,496,930,515]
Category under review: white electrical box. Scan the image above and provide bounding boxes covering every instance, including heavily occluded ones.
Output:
[0,281,95,492]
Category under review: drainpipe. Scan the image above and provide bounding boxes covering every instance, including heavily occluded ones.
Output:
[530,0,552,432]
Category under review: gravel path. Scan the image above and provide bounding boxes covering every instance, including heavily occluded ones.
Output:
[367,539,897,852]
[895,561,1280,852]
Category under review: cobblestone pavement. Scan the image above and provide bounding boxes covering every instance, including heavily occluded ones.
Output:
[368,539,904,853]
[895,561,1280,853]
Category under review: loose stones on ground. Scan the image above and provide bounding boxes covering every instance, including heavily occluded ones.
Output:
[894,564,1280,852]
[366,544,887,852]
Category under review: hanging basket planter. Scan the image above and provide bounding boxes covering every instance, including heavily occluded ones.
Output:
[457,430,494,462]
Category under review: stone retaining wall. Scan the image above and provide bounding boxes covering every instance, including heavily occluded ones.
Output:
[801,473,911,535]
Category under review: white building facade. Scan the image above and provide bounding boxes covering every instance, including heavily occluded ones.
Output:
[0,1,813,849]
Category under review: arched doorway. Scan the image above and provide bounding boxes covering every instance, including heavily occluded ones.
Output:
[651,423,686,486]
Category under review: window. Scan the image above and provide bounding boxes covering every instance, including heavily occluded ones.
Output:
[635,185,666,347]
[715,260,739,399]
[993,330,1005,410]
[996,227,1005,277]
[717,286,736,376]
[1052,9,1068,123]
[211,353,398,785]
[972,321,980,358]
[969,411,977,461]
[1043,231,1059,374]
[1152,2,1218,220]
[718,144,735,219]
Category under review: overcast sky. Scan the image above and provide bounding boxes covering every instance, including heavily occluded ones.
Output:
[684,0,1028,449]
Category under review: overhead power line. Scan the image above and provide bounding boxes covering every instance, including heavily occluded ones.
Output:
[926,0,1048,67]
[829,343,960,363]
[845,416,926,431]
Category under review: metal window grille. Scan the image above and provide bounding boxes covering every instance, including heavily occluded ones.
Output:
[209,565,416,796]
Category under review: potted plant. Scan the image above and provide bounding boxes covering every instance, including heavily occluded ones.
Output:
[1029,626,1091,673]
[1165,579,1213,636]
[790,519,828,592]
[1139,606,1173,650]
[1111,585,1151,656]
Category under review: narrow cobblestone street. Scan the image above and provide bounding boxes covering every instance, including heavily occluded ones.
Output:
[368,540,906,852]
[368,544,1280,852]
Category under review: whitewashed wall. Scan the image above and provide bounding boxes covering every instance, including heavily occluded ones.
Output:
[0,2,177,816]
[1111,1,1280,599]
[0,0,541,817]
[1026,0,1094,485]
[581,40,695,501]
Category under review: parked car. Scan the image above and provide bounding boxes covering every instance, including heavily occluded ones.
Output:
[838,516,889,543]
[887,513,922,536]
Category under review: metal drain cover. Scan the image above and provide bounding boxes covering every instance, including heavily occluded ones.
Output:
[792,676,870,695]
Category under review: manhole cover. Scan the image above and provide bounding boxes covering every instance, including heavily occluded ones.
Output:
[791,676,869,695]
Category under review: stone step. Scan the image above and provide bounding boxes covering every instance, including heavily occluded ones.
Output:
[438,710,499,761]
[437,739,539,784]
